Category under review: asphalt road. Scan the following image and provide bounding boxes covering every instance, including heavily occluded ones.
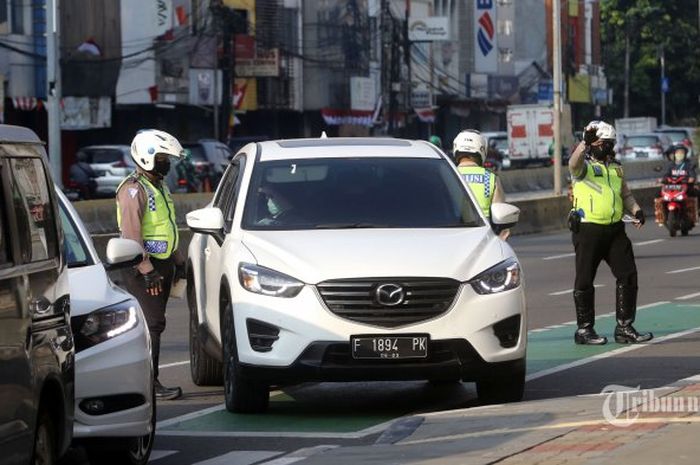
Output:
[67,222,700,464]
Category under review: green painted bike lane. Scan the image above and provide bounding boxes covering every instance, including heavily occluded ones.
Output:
[160,302,700,435]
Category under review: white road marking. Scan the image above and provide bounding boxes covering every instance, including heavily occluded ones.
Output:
[675,292,700,301]
[543,252,575,261]
[259,446,339,465]
[148,450,178,462]
[667,265,700,274]
[156,404,225,429]
[159,360,190,369]
[633,239,665,246]
[192,451,281,465]
[543,239,664,261]
[548,284,604,296]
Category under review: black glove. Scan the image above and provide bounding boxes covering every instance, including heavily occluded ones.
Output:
[584,127,598,146]
[143,269,164,296]
[175,263,186,281]
[635,210,645,225]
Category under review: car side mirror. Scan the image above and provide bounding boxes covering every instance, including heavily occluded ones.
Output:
[104,238,144,271]
[187,207,225,244]
[490,203,520,233]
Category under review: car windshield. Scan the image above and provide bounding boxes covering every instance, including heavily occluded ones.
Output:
[625,136,658,147]
[491,138,508,151]
[184,145,207,162]
[59,201,93,267]
[242,157,484,230]
[658,131,687,143]
[87,149,124,164]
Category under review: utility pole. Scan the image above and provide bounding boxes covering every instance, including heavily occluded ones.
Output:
[660,45,666,126]
[624,32,630,117]
[46,0,62,187]
[404,0,411,135]
[552,0,563,195]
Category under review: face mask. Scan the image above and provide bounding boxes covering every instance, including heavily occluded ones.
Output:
[591,141,614,161]
[153,158,171,177]
[674,152,686,164]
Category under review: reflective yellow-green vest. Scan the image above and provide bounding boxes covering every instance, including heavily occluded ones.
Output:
[572,160,624,225]
[117,174,178,259]
[458,166,496,217]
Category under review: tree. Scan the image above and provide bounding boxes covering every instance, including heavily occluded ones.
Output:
[601,0,700,124]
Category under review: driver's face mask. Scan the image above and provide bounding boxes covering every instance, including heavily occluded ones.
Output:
[267,198,281,216]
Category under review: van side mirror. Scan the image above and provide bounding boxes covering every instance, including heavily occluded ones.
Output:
[490,203,520,233]
[104,238,144,271]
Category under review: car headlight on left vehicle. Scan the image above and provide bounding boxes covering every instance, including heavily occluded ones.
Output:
[469,258,521,295]
[72,300,139,352]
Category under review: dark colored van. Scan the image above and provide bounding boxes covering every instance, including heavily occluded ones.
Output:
[0,125,74,464]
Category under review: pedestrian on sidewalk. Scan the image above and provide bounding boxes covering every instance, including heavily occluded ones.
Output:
[115,129,187,400]
[568,120,653,345]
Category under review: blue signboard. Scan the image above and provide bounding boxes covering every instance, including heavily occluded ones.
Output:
[538,81,553,102]
[661,77,669,93]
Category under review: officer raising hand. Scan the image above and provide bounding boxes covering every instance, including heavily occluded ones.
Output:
[568,121,653,346]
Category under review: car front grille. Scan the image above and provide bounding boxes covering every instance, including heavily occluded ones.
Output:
[316,278,461,328]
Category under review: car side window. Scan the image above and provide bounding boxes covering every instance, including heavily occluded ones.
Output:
[8,158,58,263]
[214,164,239,210]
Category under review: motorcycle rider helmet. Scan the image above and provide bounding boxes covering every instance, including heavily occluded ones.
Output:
[429,135,443,148]
[130,129,185,172]
[453,129,486,165]
[669,144,689,164]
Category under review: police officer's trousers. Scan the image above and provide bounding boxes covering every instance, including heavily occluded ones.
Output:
[122,256,175,380]
[572,221,638,292]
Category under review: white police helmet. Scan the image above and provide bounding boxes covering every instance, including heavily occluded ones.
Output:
[453,129,486,162]
[130,129,185,172]
[585,121,617,142]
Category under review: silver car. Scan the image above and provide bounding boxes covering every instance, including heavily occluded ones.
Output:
[57,189,155,465]
[76,145,135,196]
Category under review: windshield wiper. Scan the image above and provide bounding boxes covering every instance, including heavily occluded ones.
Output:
[314,222,389,229]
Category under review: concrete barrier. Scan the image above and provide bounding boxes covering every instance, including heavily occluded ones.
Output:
[499,160,665,194]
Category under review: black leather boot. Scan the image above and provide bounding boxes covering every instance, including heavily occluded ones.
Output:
[614,284,653,344]
[151,332,182,400]
[573,288,607,345]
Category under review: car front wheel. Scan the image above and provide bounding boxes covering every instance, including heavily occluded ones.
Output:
[221,298,270,413]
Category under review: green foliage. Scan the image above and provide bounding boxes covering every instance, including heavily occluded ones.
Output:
[601,0,700,124]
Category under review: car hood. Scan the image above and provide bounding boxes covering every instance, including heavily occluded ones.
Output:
[241,227,505,284]
[68,264,134,317]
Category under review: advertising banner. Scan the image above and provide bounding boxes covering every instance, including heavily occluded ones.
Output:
[474,0,498,74]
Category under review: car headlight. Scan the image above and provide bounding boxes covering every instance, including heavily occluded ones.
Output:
[238,263,304,298]
[72,300,139,352]
[468,258,521,295]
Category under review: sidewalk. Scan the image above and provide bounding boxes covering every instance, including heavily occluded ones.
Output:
[299,376,700,465]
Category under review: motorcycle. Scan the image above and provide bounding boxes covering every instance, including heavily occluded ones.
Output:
[655,175,698,237]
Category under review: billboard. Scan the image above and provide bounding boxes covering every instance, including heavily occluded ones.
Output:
[474,0,498,74]
[408,17,449,42]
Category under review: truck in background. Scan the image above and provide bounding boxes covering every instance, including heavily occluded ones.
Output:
[506,104,573,168]
[614,117,657,136]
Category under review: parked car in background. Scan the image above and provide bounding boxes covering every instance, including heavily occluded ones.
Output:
[619,133,671,161]
[57,189,155,465]
[0,124,74,464]
[74,145,135,197]
[654,126,696,158]
[482,131,511,171]
[186,138,526,413]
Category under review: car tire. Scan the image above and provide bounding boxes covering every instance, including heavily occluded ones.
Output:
[189,271,223,386]
[221,296,270,413]
[84,389,155,465]
[476,360,526,405]
[33,410,56,465]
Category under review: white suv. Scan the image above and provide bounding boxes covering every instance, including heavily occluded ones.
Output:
[186,138,527,413]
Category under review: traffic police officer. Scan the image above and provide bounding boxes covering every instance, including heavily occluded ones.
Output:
[569,121,653,345]
[453,129,505,218]
[116,129,185,399]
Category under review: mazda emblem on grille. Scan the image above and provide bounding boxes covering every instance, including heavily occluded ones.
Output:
[375,283,405,306]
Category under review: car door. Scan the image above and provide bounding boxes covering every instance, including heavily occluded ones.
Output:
[203,155,247,333]
[0,159,34,463]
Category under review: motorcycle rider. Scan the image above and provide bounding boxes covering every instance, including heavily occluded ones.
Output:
[568,120,653,345]
[662,144,696,188]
